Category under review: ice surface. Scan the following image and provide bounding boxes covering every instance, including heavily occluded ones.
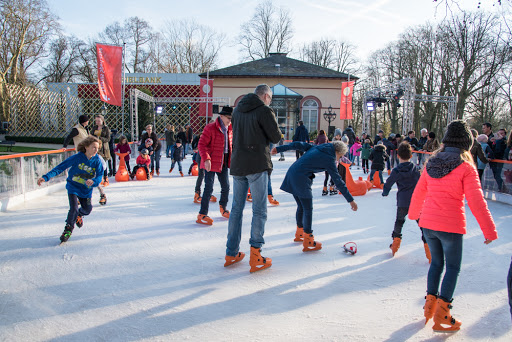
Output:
[1,152,511,341]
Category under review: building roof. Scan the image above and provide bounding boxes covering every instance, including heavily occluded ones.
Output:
[200,53,358,80]
[271,83,302,98]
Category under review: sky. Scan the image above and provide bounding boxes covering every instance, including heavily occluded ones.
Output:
[47,0,502,71]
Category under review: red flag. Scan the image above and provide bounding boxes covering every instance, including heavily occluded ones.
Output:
[340,81,355,120]
[96,44,123,106]
[199,78,214,118]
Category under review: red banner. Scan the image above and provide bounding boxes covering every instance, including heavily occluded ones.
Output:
[340,81,355,120]
[96,44,123,106]
[199,78,214,118]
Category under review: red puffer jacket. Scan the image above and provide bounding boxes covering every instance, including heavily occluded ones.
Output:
[198,117,232,172]
[408,155,497,240]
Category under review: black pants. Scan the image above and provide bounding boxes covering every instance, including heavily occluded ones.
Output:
[323,171,334,187]
[199,163,230,215]
[195,167,205,194]
[132,165,150,179]
[296,150,304,160]
[66,193,92,228]
[362,159,369,170]
[392,206,425,243]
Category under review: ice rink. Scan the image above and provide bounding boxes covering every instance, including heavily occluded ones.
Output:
[1,151,511,341]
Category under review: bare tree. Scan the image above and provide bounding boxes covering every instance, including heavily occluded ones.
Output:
[0,0,59,122]
[160,19,225,73]
[300,38,336,68]
[238,0,293,60]
[38,35,84,84]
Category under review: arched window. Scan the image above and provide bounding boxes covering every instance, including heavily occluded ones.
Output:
[302,99,318,133]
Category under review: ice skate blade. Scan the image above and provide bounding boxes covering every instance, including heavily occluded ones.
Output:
[224,252,245,267]
[249,263,271,273]
[432,323,461,333]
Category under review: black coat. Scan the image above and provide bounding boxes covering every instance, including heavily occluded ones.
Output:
[342,127,356,145]
[230,93,282,176]
[382,161,420,207]
[140,132,161,151]
[293,124,309,142]
[369,145,389,171]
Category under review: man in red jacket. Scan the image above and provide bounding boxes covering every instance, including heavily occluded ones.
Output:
[196,106,233,225]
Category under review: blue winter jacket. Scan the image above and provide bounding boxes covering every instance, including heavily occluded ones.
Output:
[293,125,310,143]
[276,142,354,202]
[42,152,104,198]
[382,161,420,207]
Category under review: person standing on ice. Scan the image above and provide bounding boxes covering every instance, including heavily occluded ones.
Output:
[37,136,104,243]
[408,120,498,333]
[224,84,282,272]
[271,141,357,250]
[196,106,233,225]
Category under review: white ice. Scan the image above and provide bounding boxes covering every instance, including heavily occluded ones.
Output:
[0,152,511,341]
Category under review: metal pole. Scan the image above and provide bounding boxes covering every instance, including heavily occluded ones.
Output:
[121,42,126,137]
[206,70,209,129]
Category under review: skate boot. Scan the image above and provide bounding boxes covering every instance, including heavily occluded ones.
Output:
[303,233,322,252]
[156,169,160,176]
[249,247,272,273]
[129,172,135,180]
[196,214,213,225]
[76,215,83,228]
[150,170,154,177]
[390,237,401,256]
[193,192,202,204]
[99,194,107,205]
[432,298,461,333]
[294,227,304,242]
[220,205,230,218]
[246,190,252,202]
[267,195,279,206]
[103,178,110,187]
[329,186,338,195]
[424,293,438,324]
[169,167,173,173]
[424,243,432,264]
[210,195,217,202]
[60,224,74,243]
[224,252,245,267]
[322,186,328,196]
[180,171,184,177]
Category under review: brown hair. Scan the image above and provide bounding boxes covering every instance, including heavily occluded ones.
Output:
[77,135,100,153]
[118,135,127,144]
[397,141,412,160]
[95,114,105,125]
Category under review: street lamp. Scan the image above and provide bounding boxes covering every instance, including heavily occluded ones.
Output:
[323,105,337,140]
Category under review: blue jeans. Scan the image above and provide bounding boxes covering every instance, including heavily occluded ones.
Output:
[66,193,92,228]
[226,171,268,256]
[267,172,273,196]
[293,195,313,234]
[200,164,230,215]
[370,169,384,183]
[150,149,161,171]
[170,160,182,172]
[166,144,174,158]
[423,228,463,301]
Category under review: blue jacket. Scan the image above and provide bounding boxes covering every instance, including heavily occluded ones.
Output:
[382,161,420,207]
[293,125,310,143]
[42,152,104,198]
[276,142,354,202]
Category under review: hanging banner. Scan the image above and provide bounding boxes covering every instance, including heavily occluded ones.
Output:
[340,81,355,120]
[199,78,214,118]
[96,43,123,106]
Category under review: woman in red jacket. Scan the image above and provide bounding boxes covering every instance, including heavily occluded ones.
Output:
[196,106,233,226]
[409,120,498,333]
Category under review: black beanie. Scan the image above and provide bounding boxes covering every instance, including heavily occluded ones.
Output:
[442,120,473,151]
[79,115,89,124]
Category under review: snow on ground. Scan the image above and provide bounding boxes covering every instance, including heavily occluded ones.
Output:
[0,152,511,341]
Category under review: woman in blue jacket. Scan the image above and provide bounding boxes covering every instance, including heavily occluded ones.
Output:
[272,141,358,252]
[38,136,104,243]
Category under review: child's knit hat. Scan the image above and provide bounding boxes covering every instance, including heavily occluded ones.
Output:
[442,120,473,151]
[141,148,149,155]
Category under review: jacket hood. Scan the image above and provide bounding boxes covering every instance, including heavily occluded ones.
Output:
[316,143,336,157]
[426,147,463,178]
[396,161,415,173]
[374,145,386,152]
[236,93,266,113]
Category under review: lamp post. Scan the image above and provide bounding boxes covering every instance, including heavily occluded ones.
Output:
[323,105,337,140]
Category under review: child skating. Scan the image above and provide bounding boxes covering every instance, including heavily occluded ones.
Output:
[409,120,498,333]
[358,139,371,174]
[382,141,429,261]
[114,135,132,173]
[37,136,104,243]
[130,149,151,180]
[169,139,184,176]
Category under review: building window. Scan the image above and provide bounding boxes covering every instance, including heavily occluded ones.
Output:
[302,99,318,133]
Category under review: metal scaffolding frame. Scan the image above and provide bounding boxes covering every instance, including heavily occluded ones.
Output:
[129,88,230,141]
[362,78,457,135]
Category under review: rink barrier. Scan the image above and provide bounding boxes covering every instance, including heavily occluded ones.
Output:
[0,142,511,211]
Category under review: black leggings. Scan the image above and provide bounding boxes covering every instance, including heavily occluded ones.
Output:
[362,159,369,170]
[66,194,92,228]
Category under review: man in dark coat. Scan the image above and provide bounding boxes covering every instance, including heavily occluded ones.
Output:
[140,124,161,176]
[225,84,282,273]
[292,120,309,159]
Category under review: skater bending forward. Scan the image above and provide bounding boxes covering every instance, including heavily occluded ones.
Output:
[408,120,498,333]
[272,141,358,251]
[37,136,104,243]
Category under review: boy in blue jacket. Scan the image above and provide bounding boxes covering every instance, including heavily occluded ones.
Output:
[382,141,429,261]
[38,136,104,243]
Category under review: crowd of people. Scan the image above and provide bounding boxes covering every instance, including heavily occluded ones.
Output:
[38,83,510,333]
